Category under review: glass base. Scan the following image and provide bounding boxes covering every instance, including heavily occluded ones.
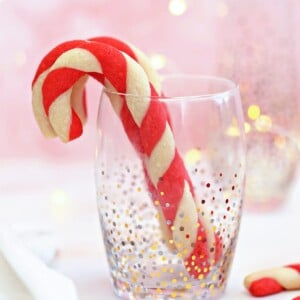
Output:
[111,276,225,300]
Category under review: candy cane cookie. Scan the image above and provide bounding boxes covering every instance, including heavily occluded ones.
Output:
[32,38,222,277]
[32,37,172,245]
[244,264,300,297]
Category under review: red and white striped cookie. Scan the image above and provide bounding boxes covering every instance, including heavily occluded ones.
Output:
[32,37,172,246]
[32,38,222,278]
[244,264,300,297]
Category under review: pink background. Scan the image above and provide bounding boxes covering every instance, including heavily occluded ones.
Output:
[1,0,299,162]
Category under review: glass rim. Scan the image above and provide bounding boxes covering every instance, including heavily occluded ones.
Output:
[103,74,239,102]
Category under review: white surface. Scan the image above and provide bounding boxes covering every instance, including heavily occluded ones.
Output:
[1,159,300,299]
[0,230,78,300]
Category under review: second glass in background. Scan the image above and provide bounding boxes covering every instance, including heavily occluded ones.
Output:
[218,0,300,211]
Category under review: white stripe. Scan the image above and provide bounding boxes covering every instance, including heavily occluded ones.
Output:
[245,267,300,290]
[124,54,151,126]
[51,48,102,73]
[48,88,73,142]
[146,124,175,186]
[173,181,198,259]
[129,43,162,94]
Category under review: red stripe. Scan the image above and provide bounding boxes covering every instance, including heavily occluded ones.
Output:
[42,68,85,115]
[32,40,85,85]
[80,42,127,93]
[185,225,210,278]
[89,37,138,61]
[140,89,167,156]
[69,110,83,140]
[287,264,300,273]
[292,297,300,300]
[88,72,105,84]
[214,233,222,262]
[248,278,284,297]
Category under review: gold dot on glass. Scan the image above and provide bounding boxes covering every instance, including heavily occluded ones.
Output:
[244,122,251,133]
[135,286,141,293]
[161,281,167,287]
[185,283,192,289]
[171,292,177,298]
[151,243,158,250]
[248,104,261,120]
[172,278,177,284]
[226,125,240,137]
[137,187,142,192]
[154,200,160,206]
[212,275,218,281]
[255,115,272,132]
[183,276,188,282]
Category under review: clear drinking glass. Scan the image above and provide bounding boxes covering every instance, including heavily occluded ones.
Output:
[217,0,300,210]
[95,75,246,299]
